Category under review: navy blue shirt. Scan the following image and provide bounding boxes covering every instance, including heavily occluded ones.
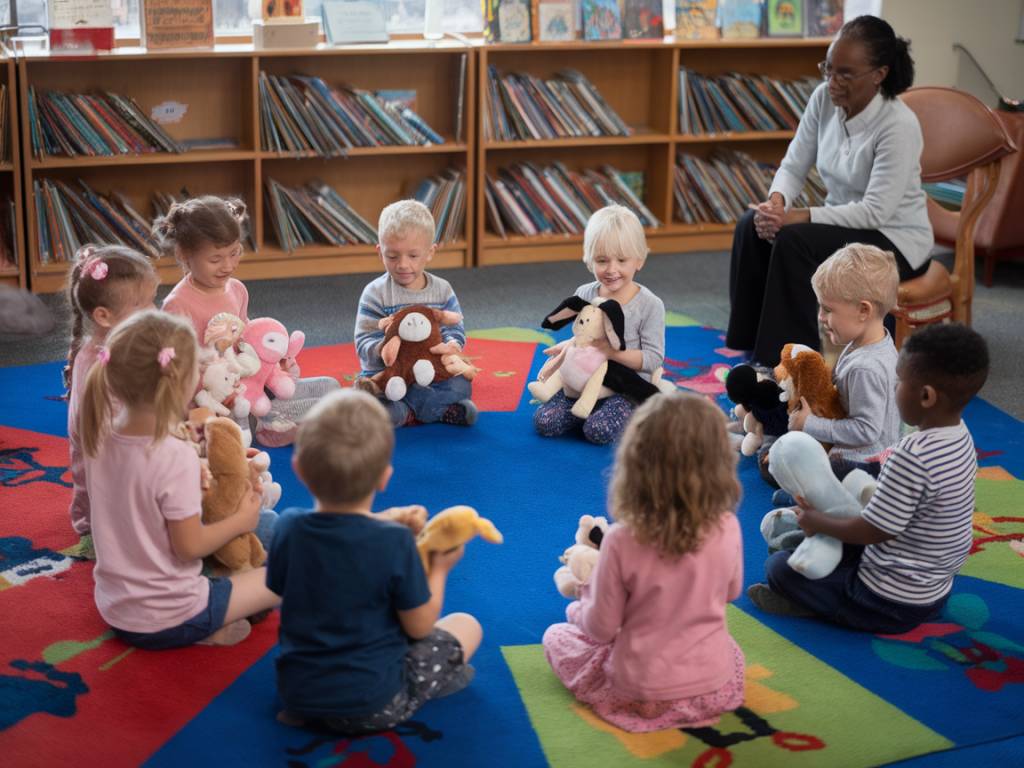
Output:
[267,509,431,717]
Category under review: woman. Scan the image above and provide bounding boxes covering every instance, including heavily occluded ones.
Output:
[726,15,933,367]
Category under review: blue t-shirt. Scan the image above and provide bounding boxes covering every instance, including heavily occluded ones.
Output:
[267,509,431,717]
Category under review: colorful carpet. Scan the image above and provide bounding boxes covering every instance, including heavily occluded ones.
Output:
[1,319,1022,768]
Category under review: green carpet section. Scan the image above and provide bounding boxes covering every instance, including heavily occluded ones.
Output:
[962,475,1024,590]
[502,607,951,767]
[467,327,555,346]
[665,311,701,327]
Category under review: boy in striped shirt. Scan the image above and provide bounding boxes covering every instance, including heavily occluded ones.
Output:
[353,200,477,428]
[748,323,989,634]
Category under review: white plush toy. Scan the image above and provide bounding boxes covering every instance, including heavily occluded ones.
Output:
[194,360,251,421]
[760,431,878,580]
[554,514,610,597]
[249,450,282,510]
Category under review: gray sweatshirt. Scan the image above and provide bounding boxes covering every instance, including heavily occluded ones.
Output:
[803,332,901,462]
[575,282,665,378]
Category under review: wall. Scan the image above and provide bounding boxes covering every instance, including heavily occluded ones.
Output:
[883,0,1024,107]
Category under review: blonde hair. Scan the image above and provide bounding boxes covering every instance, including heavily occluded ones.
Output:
[64,245,157,389]
[610,391,740,557]
[378,199,435,244]
[582,205,649,271]
[295,389,394,506]
[151,195,247,267]
[812,243,899,316]
[80,310,198,457]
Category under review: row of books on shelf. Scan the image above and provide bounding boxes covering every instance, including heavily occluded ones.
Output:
[484,163,659,238]
[485,68,631,143]
[264,169,466,253]
[260,67,459,155]
[679,70,816,134]
[0,199,16,271]
[28,89,184,160]
[677,0,845,40]
[673,149,825,224]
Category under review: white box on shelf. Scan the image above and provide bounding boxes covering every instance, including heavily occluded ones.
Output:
[252,18,320,48]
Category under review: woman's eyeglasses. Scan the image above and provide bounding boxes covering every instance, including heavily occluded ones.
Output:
[817,61,879,84]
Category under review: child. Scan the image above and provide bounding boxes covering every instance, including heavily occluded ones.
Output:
[543,391,745,732]
[80,310,280,648]
[748,323,990,634]
[154,196,338,446]
[354,200,476,427]
[269,389,481,732]
[535,205,665,445]
[785,244,902,478]
[65,245,159,557]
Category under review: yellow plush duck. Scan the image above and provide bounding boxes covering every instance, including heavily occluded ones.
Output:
[416,505,503,573]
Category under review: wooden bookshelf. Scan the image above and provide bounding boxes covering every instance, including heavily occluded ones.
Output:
[18,42,475,292]
[476,38,829,266]
[0,55,25,289]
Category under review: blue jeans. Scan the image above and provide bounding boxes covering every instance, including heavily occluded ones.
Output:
[384,375,472,426]
[112,577,233,650]
[765,544,948,634]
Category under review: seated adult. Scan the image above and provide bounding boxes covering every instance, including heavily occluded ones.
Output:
[726,15,933,367]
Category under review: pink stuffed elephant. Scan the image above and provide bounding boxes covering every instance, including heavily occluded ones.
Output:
[238,318,305,418]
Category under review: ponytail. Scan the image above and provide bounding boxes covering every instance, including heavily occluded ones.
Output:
[80,361,112,457]
[840,15,915,99]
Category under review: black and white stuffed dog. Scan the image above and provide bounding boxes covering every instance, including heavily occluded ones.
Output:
[528,296,671,419]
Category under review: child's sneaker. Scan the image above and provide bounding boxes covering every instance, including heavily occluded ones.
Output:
[65,533,95,560]
[746,583,815,617]
[255,416,299,447]
[441,399,478,426]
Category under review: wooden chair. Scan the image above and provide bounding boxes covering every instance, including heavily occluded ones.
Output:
[893,87,1017,347]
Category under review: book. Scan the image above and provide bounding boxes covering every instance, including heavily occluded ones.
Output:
[623,0,663,38]
[678,69,815,134]
[538,0,574,40]
[143,0,214,49]
[674,0,718,39]
[412,168,466,244]
[264,0,303,21]
[765,0,802,36]
[582,0,622,40]
[455,53,467,144]
[264,178,376,251]
[321,0,388,44]
[377,89,416,112]
[498,0,532,41]
[806,0,842,36]
[718,0,761,38]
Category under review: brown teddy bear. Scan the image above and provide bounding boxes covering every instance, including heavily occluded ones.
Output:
[370,305,478,402]
[202,417,266,571]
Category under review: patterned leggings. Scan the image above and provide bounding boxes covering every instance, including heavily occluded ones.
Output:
[534,392,635,445]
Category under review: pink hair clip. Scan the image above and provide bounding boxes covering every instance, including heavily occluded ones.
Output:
[157,347,176,369]
[85,258,108,281]
[97,347,111,365]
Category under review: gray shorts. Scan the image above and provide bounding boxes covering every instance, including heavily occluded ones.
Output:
[322,628,465,734]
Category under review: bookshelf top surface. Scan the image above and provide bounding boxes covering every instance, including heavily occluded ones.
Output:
[484,37,833,52]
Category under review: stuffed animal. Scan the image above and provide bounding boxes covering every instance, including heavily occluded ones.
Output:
[416,505,503,574]
[759,431,878,579]
[554,514,610,597]
[528,296,672,420]
[238,317,305,418]
[194,359,250,421]
[205,312,260,378]
[773,343,844,420]
[202,417,266,571]
[725,364,789,457]
[370,306,478,402]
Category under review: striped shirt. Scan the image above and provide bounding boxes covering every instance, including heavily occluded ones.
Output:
[858,422,977,605]
[355,272,466,376]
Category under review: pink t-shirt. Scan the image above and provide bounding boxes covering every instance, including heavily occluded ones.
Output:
[576,515,743,700]
[67,340,100,535]
[162,275,249,342]
[85,432,209,633]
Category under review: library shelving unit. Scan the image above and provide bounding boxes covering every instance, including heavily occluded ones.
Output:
[475,38,830,266]
[19,41,475,293]
[0,53,25,289]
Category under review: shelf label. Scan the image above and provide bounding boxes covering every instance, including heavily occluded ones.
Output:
[151,100,189,125]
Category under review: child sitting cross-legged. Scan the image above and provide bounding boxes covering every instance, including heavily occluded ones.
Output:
[749,323,990,634]
[270,389,481,733]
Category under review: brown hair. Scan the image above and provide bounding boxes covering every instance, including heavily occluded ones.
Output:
[80,310,198,457]
[610,391,741,557]
[295,389,394,507]
[64,245,157,390]
[151,195,247,265]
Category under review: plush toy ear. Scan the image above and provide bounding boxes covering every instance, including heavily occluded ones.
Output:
[725,364,757,404]
[381,336,401,367]
[431,308,463,327]
[588,526,605,548]
[542,296,590,329]
[597,300,626,351]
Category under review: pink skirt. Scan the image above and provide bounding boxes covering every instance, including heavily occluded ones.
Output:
[542,619,745,733]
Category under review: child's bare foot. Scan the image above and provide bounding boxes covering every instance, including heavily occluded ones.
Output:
[199,619,252,646]
[276,709,307,727]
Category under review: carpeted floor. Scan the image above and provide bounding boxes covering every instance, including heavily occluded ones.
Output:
[2,319,1022,767]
